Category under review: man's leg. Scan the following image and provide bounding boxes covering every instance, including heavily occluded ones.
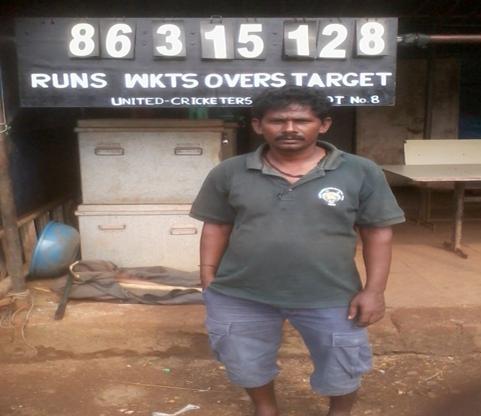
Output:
[246,381,279,416]
[287,307,372,416]
[328,391,357,416]
[203,289,283,415]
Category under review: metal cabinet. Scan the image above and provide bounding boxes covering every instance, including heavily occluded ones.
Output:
[76,204,201,270]
[76,120,225,204]
[75,119,237,269]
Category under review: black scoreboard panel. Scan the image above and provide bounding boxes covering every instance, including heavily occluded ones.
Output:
[16,17,398,107]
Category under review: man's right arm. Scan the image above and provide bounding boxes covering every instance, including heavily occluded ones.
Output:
[199,222,233,289]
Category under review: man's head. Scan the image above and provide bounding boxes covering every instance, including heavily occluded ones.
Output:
[251,86,332,154]
[251,86,332,121]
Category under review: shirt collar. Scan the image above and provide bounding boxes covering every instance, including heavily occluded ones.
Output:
[246,141,344,171]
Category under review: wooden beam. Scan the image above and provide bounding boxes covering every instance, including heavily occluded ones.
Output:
[0,197,72,239]
[19,221,37,268]
[0,87,25,292]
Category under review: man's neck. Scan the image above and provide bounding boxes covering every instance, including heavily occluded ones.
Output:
[265,144,326,164]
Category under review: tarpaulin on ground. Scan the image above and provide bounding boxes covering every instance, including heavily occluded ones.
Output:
[51,260,202,305]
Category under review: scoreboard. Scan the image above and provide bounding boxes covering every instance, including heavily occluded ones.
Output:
[15,17,398,107]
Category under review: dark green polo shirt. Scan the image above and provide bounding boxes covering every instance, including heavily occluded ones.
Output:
[190,141,405,308]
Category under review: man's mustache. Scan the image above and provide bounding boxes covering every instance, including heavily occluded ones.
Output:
[275,134,304,141]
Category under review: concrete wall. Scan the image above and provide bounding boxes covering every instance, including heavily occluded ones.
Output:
[356,58,460,167]
[429,59,460,140]
[8,109,80,217]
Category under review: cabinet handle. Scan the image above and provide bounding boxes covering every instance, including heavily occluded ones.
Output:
[174,147,203,156]
[170,227,198,235]
[98,224,127,231]
[95,146,125,156]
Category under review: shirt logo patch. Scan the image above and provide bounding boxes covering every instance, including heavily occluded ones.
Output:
[318,187,344,206]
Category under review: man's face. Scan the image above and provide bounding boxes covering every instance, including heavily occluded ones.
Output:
[251,103,332,153]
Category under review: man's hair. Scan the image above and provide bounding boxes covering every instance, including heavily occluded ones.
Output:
[251,86,332,120]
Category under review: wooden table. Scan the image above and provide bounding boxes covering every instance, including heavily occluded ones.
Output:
[383,164,481,258]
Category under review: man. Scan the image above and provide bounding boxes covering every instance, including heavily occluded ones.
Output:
[190,86,405,416]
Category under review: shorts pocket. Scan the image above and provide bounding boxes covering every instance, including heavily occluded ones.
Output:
[332,331,372,378]
[205,317,230,361]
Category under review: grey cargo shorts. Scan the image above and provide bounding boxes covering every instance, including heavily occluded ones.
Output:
[203,288,372,396]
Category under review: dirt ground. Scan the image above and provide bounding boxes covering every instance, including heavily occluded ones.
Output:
[1,343,481,416]
[1,288,481,416]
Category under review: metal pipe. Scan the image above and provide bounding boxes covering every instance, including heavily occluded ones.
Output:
[0,88,25,292]
[428,34,481,43]
[399,33,481,47]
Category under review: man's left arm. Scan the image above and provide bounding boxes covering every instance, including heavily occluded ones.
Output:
[348,226,393,327]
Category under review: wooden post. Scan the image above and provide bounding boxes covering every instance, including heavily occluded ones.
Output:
[0,87,25,292]
[423,47,436,140]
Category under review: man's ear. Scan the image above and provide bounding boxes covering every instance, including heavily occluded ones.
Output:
[318,117,332,134]
[251,118,263,135]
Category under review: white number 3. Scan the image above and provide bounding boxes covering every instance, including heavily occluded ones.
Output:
[156,24,184,56]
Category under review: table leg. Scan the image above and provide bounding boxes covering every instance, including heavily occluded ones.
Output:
[443,181,468,258]
[411,185,435,230]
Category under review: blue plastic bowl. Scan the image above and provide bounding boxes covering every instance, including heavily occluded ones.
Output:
[29,221,80,278]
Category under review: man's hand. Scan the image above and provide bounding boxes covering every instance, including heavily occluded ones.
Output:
[200,266,216,290]
[199,222,233,290]
[352,226,393,327]
[348,289,386,327]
